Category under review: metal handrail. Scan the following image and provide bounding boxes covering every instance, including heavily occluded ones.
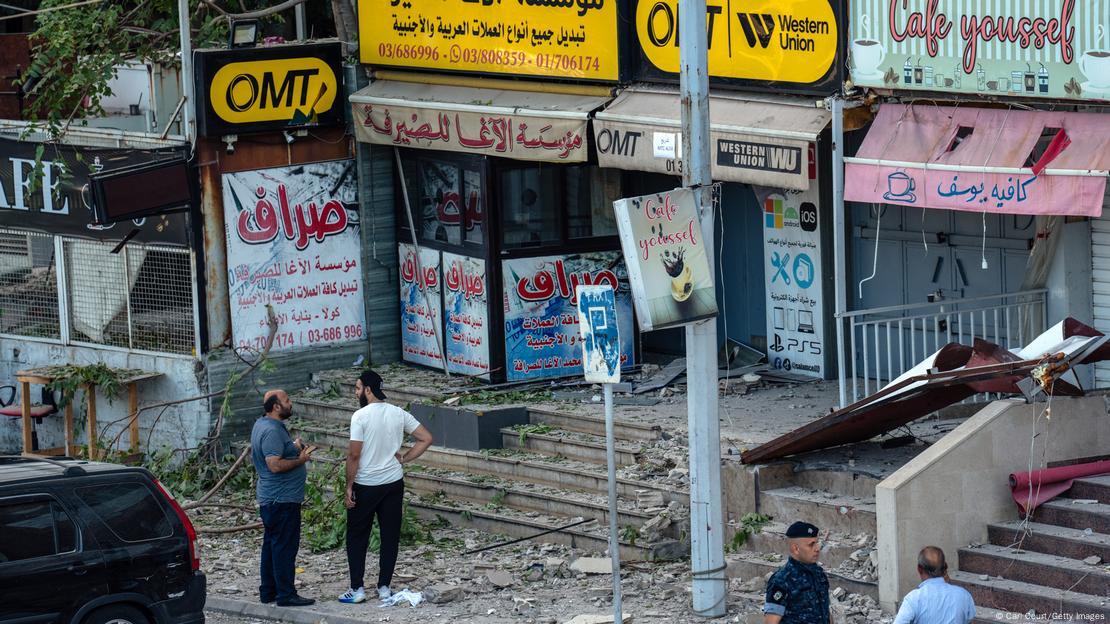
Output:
[837,289,1048,319]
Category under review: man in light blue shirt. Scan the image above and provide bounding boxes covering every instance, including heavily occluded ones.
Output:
[894,546,976,624]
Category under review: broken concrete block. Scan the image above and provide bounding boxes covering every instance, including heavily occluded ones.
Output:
[1084,555,1103,565]
[524,564,545,582]
[562,614,632,624]
[570,557,613,574]
[831,587,846,600]
[486,569,514,588]
[424,584,462,604]
[636,489,665,508]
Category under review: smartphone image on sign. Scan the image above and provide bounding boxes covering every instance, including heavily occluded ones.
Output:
[773,307,785,330]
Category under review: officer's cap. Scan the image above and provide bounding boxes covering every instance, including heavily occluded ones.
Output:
[785,521,819,538]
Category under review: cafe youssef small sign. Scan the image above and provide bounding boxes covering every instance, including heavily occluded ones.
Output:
[194,42,344,137]
[849,0,1110,101]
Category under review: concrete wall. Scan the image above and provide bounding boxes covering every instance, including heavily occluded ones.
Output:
[875,395,1110,612]
[0,339,207,455]
[1046,220,1093,388]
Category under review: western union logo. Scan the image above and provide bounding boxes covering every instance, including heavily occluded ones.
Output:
[209,57,337,125]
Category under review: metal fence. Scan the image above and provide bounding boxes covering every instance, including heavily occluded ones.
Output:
[0,228,198,356]
[840,290,1048,403]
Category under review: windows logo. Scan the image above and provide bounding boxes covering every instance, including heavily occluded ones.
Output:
[764,197,798,229]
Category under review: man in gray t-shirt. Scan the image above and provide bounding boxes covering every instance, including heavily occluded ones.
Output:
[251,389,314,607]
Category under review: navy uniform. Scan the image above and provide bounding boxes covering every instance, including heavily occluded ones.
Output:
[762,522,830,624]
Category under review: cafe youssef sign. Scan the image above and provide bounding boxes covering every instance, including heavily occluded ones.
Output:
[635,0,843,93]
[194,42,344,137]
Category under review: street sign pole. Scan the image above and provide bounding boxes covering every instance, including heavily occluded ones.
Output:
[604,382,622,621]
[679,0,727,617]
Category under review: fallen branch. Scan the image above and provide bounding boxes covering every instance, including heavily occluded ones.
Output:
[182,445,252,510]
[185,503,253,511]
[197,522,263,535]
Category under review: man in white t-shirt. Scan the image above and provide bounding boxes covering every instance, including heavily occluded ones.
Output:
[338,370,434,604]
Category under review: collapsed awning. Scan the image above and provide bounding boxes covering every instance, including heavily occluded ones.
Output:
[350,80,610,163]
[844,104,1110,216]
[593,88,830,191]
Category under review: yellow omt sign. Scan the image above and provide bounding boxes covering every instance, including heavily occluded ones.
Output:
[636,0,837,83]
[210,57,338,124]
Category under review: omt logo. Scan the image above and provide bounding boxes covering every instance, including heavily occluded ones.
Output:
[210,57,337,124]
[764,197,799,229]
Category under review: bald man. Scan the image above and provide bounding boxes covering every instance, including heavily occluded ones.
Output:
[893,547,975,624]
[251,389,315,607]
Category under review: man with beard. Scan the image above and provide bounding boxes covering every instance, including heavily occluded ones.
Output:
[338,370,434,604]
[251,389,315,607]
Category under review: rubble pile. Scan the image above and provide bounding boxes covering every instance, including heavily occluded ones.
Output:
[830,543,878,583]
[830,588,892,624]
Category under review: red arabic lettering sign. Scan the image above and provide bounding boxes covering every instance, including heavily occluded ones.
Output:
[443,252,490,378]
[353,104,589,162]
[399,243,445,369]
[224,161,366,353]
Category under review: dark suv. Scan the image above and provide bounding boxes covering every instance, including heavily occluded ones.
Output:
[0,456,205,624]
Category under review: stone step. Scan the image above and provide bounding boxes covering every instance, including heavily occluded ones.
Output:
[988,520,1110,563]
[408,499,685,562]
[501,427,641,466]
[723,552,879,602]
[1062,475,1110,505]
[312,369,440,405]
[295,396,356,428]
[527,407,663,442]
[404,468,663,533]
[1031,499,1110,534]
[411,445,687,506]
[757,486,877,536]
[957,543,1110,595]
[289,421,348,452]
[949,570,1110,618]
[733,522,871,568]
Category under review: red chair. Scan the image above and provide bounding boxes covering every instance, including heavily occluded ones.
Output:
[0,386,59,452]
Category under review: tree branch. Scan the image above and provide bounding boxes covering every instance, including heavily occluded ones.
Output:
[196,522,262,534]
[200,0,308,20]
[182,445,252,510]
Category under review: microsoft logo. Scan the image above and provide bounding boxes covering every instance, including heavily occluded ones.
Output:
[765,197,799,229]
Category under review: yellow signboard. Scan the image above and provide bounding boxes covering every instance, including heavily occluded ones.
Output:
[209,57,338,125]
[360,0,619,81]
[636,0,837,83]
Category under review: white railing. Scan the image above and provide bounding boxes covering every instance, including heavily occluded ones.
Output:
[839,290,1047,404]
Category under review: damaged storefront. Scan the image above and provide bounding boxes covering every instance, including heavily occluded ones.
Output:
[0,124,204,455]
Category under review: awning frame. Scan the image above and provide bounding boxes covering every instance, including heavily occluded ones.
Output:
[844,156,1108,178]
[349,92,593,121]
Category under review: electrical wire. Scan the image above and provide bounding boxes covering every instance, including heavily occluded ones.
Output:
[0,0,103,22]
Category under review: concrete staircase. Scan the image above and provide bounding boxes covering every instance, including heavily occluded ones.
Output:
[953,475,1110,620]
[290,369,685,561]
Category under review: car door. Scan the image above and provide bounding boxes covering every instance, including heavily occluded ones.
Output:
[0,494,108,624]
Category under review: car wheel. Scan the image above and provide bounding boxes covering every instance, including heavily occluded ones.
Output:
[83,605,150,624]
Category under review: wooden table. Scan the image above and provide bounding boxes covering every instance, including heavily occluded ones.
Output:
[14,368,162,459]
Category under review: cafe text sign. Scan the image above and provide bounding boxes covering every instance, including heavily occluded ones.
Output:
[361,0,620,81]
[635,0,842,93]
[195,42,344,136]
[849,0,1110,101]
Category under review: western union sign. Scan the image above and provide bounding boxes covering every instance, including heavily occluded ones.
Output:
[634,0,841,92]
[195,42,345,137]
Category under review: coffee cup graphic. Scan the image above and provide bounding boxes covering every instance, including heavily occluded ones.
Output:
[1080,49,1110,89]
[883,171,917,203]
[851,39,885,77]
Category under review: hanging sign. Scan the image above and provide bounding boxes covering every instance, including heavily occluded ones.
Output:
[576,285,621,384]
[443,252,490,378]
[223,160,365,353]
[503,252,635,381]
[360,0,621,81]
[194,42,344,136]
[849,0,1110,101]
[612,187,718,332]
[634,0,843,93]
[762,185,825,378]
[399,243,445,369]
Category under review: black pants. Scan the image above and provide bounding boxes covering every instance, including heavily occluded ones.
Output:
[258,502,301,602]
[346,478,404,590]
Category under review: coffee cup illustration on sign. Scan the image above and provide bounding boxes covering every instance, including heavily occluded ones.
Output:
[851,38,885,79]
[1080,50,1110,92]
[883,171,917,203]
[662,248,693,302]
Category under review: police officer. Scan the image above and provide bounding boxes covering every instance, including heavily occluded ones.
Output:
[762,521,830,624]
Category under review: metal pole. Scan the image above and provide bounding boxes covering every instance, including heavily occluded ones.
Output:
[295,2,307,40]
[679,0,726,617]
[177,0,193,141]
[831,96,848,408]
[604,383,622,622]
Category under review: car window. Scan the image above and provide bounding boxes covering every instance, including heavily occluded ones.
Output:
[75,482,172,542]
[0,498,78,563]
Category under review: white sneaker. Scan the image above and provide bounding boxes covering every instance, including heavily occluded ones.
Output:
[377,586,392,600]
[338,587,366,604]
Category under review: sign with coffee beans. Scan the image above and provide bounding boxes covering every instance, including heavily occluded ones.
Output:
[849,0,1110,101]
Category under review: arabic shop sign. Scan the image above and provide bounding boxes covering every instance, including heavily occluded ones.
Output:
[443,252,491,378]
[634,0,843,93]
[849,1,1110,101]
[361,0,621,81]
[612,187,717,332]
[223,160,366,353]
[195,42,344,136]
[503,252,635,382]
[354,103,589,162]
